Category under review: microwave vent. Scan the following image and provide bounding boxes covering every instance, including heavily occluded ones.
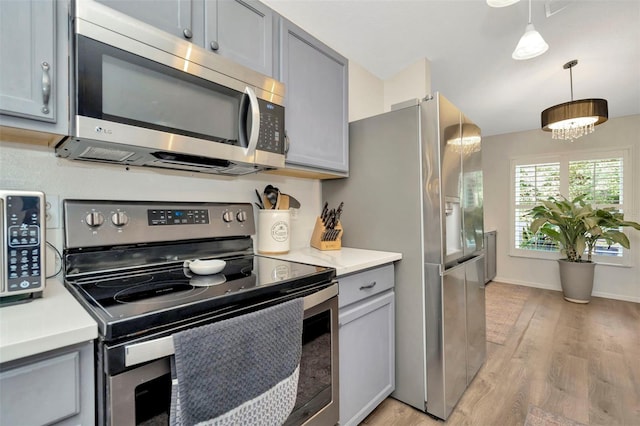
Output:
[149,151,259,175]
[79,146,136,162]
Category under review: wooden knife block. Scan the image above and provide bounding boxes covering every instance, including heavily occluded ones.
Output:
[310,216,343,251]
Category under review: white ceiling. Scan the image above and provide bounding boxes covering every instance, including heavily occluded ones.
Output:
[262,0,640,137]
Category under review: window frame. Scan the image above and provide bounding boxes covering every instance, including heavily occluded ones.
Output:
[509,147,633,266]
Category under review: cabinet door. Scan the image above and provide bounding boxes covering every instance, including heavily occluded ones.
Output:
[339,291,395,426]
[279,19,349,174]
[206,0,274,76]
[95,0,196,43]
[0,342,94,426]
[0,0,55,122]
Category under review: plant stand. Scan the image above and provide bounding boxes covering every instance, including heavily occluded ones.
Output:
[557,259,596,303]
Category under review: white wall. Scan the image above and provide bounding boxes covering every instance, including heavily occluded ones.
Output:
[483,115,640,302]
[348,57,432,122]
[348,61,384,122]
[0,139,323,277]
[383,57,431,111]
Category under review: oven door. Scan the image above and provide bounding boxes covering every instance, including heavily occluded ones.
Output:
[105,284,339,426]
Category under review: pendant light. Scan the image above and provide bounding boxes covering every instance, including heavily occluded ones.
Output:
[541,60,608,142]
[512,0,548,60]
[487,0,520,7]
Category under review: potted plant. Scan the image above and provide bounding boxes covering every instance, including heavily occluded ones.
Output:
[527,195,640,303]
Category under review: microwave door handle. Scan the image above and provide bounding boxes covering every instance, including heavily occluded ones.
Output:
[242,87,260,157]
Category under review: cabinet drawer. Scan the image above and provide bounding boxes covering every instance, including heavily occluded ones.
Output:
[339,264,394,308]
[0,351,80,425]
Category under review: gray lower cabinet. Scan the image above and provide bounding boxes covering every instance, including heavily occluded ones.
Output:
[96,0,274,76]
[0,341,95,426]
[484,230,497,283]
[277,18,349,177]
[0,0,70,142]
[338,264,395,426]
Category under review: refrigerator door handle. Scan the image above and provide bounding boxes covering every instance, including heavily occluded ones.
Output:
[441,254,485,276]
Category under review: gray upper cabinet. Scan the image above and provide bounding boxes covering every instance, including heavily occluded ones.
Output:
[96,0,274,76]
[0,0,55,122]
[205,0,274,76]
[95,0,198,43]
[0,0,70,142]
[278,18,349,177]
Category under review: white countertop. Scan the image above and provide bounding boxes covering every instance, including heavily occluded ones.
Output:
[0,247,400,364]
[261,246,402,276]
[0,278,98,364]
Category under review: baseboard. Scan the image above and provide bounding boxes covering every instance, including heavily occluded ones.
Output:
[490,276,640,304]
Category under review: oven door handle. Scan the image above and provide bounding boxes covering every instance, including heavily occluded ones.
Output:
[124,282,339,367]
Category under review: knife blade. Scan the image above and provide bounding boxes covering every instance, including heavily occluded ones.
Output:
[335,202,343,222]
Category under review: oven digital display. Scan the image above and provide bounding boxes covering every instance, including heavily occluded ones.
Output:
[147,209,209,226]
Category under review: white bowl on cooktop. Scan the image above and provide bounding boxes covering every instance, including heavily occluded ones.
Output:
[183,259,226,275]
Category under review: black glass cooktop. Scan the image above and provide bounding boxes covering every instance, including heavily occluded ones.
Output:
[64,255,335,341]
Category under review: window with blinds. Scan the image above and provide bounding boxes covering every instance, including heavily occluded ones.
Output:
[512,154,626,260]
[514,162,560,251]
[569,158,623,257]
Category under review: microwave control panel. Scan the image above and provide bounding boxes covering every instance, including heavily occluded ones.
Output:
[1,191,46,297]
[256,99,285,154]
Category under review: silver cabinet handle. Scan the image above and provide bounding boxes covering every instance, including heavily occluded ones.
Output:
[183,28,193,39]
[210,41,219,51]
[41,62,51,114]
[359,281,377,290]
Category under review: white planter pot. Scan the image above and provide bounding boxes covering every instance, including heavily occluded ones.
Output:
[557,259,596,303]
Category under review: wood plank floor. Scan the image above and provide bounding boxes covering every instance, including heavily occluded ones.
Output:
[360,283,640,426]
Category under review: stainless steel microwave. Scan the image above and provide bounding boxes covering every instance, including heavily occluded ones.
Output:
[56,1,286,176]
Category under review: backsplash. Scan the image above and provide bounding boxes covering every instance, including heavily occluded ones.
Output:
[0,139,323,275]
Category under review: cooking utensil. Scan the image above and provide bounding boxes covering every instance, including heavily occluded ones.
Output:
[288,195,301,209]
[255,189,265,209]
[264,185,279,209]
[278,194,290,210]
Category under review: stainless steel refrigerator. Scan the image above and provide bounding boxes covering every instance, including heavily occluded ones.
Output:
[323,93,486,420]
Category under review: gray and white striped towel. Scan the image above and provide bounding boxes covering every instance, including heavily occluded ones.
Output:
[170,298,304,426]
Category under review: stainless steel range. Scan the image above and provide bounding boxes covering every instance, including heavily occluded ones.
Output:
[62,200,339,426]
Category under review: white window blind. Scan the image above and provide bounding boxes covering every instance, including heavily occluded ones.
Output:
[514,162,560,251]
[569,158,624,257]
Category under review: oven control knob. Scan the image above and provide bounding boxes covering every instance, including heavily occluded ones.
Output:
[111,212,129,227]
[222,211,234,223]
[236,210,248,222]
[85,212,105,227]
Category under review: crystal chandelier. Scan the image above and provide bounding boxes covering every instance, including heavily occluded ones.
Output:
[541,60,608,142]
